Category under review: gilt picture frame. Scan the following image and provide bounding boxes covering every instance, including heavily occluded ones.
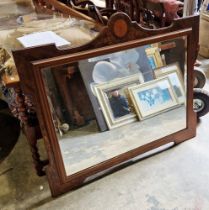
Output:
[145,47,164,70]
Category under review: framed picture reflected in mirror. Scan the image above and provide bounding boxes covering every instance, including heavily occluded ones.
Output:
[128,77,179,120]
[93,73,144,129]
[154,63,185,104]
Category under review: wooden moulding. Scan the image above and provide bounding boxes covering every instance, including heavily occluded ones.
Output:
[13,12,199,196]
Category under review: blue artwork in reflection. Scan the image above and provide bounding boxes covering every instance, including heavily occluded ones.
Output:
[137,87,171,108]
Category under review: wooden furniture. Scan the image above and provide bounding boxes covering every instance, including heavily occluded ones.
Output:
[32,0,165,27]
[11,12,199,196]
[32,0,115,25]
[1,67,48,175]
[0,0,100,176]
[105,0,166,27]
[0,0,180,177]
[32,0,98,22]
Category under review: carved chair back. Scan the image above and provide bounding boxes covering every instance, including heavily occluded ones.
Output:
[106,0,165,27]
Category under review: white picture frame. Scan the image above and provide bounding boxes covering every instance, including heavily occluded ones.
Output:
[154,63,185,104]
[93,73,144,129]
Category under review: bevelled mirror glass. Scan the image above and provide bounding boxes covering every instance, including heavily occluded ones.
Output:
[37,37,187,176]
[29,13,198,196]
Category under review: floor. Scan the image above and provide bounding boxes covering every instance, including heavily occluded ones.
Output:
[60,106,186,175]
[1,0,209,209]
[0,58,209,210]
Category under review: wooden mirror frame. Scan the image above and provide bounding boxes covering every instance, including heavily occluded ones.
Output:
[13,13,199,196]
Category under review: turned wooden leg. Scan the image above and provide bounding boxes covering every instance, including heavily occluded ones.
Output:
[24,95,49,176]
[8,87,49,176]
[23,125,48,176]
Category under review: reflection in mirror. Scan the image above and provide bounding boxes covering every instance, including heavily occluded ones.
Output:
[41,37,187,175]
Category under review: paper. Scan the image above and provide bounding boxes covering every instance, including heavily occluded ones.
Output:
[17,31,71,48]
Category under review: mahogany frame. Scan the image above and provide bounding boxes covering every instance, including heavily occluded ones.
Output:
[13,13,199,196]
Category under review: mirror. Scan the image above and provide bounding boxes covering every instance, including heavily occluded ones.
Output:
[39,37,187,176]
[11,12,198,196]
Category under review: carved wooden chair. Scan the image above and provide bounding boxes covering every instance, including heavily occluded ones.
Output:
[32,0,97,21]
[106,0,166,27]
[32,0,165,27]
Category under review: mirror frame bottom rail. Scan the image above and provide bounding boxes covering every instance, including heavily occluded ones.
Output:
[48,127,195,197]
